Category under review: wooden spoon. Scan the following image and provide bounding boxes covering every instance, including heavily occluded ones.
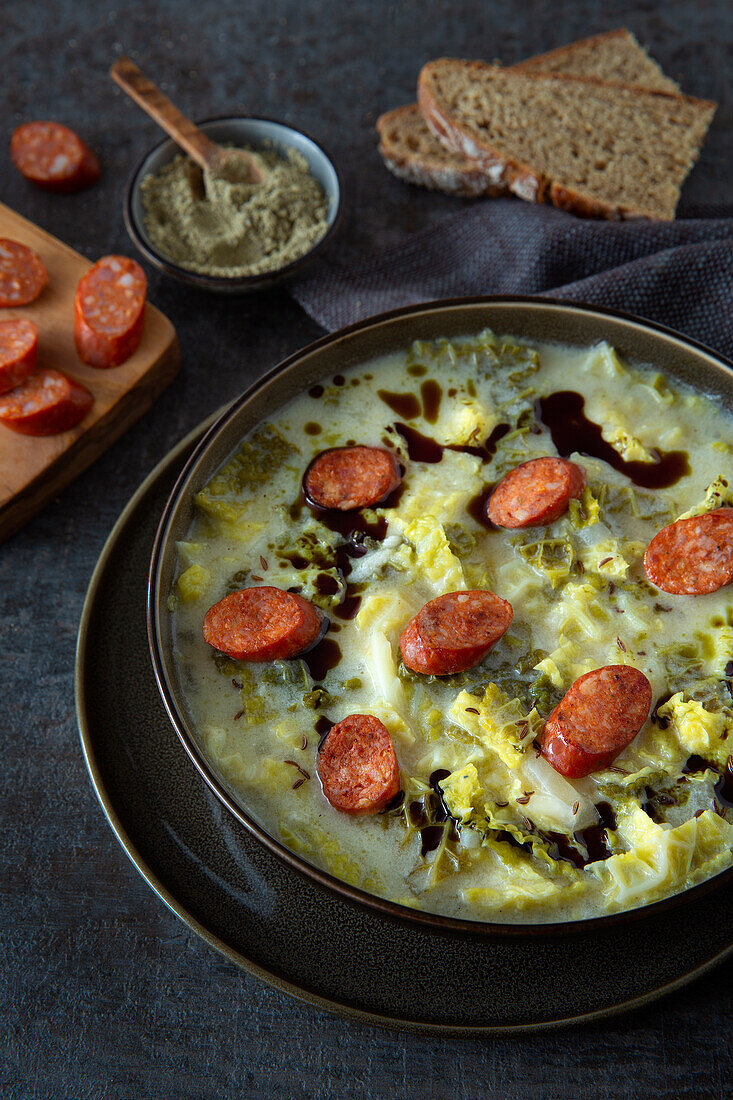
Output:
[111,56,263,185]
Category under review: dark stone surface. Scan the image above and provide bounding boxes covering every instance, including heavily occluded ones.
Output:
[1,1,731,1096]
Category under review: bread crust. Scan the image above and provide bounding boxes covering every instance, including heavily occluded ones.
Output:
[511,27,680,93]
[549,182,650,221]
[417,60,716,220]
[511,27,631,72]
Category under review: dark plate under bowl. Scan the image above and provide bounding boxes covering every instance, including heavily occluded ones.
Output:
[76,422,733,1031]
[147,296,733,938]
[124,115,343,294]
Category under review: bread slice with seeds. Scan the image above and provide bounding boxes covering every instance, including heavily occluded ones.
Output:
[417,60,716,219]
[376,29,681,197]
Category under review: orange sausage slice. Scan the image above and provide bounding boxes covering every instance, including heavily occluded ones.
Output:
[644,509,733,595]
[203,586,325,662]
[487,456,586,528]
[0,319,38,394]
[74,256,146,368]
[399,590,513,676]
[318,714,400,814]
[0,368,93,435]
[541,665,652,778]
[0,239,48,307]
[303,445,402,510]
[10,122,100,193]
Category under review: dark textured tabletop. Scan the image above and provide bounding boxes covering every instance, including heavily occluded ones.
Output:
[3,2,732,1097]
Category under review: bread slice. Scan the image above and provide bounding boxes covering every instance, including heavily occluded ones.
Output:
[512,28,679,92]
[377,28,680,197]
[418,61,716,219]
[376,103,508,196]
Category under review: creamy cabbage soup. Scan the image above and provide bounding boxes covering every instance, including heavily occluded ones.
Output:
[170,332,733,923]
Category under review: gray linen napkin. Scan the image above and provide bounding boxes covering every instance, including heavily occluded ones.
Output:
[290,200,733,359]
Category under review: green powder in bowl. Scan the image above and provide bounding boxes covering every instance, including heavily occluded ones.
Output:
[139,145,330,278]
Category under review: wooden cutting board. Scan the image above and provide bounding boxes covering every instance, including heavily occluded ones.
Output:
[0,202,180,543]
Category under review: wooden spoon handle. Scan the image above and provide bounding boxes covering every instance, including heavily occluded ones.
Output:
[111,56,219,172]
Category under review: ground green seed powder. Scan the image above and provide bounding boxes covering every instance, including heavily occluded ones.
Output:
[140,145,330,277]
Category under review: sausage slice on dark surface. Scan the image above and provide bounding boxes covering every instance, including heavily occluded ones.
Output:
[540,665,652,779]
[0,318,38,394]
[0,239,48,307]
[74,256,147,368]
[318,713,400,814]
[399,590,513,676]
[10,121,100,193]
[303,445,402,510]
[203,586,325,662]
[487,456,586,528]
[0,367,93,435]
[644,509,733,595]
